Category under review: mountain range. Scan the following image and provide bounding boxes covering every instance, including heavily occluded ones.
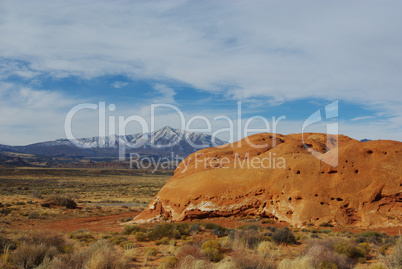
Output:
[0,126,226,162]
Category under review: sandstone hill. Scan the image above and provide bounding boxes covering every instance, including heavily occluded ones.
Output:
[134,133,402,228]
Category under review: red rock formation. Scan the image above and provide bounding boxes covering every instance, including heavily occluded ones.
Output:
[134,133,402,228]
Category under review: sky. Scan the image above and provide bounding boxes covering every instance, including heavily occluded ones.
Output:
[0,0,401,145]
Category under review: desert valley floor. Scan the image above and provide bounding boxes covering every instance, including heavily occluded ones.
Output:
[0,167,401,269]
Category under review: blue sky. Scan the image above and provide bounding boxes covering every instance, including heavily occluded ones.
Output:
[0,0,401,145]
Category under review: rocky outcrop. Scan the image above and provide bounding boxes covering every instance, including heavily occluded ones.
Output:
[134,133,402,228]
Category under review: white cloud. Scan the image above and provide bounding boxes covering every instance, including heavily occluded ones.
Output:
[351,116,375,121]
[111,81,129,88]
[0,1,401,143]
[153,84,177,104]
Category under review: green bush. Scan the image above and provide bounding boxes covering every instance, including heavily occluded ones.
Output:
[272,227,297,245]
[201,240,223,262]
[47,195,77,209]
[69,229,95,243]
[104,234,131,247]
[144,247,158,256]
[146,223,189,241]
[318,261,338,269]
[355,231,387,244]
[123,225,147,235]
[189,223,202,234]
[334,241,369,261]
[155,237,170,245]
[261,218,275,224]
[135,232,147,242]
[378,244,389,255]
[158,256,178,269]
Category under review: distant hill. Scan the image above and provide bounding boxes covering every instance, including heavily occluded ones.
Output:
[0,126,227,166]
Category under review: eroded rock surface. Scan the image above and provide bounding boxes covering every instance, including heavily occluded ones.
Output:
[134,133,402,228]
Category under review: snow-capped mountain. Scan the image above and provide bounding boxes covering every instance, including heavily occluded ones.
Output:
[0,126,227,159]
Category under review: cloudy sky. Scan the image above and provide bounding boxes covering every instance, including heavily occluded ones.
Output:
[0,0,401,145]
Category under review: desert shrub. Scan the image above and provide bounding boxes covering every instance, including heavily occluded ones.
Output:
[211,226,228,238]
[189,223,202,234]
[334,241,369,261]
[378,244,390,255]
[103,234,130,247]
[201,240,223,262]
[84,240,126,269]
[320,229,333,234]
[12,243,58,269]
[387,236,402,268]
[147,223,189,241]
[158,256,178,269]
[47,195,77,209]
[257,241,276,255]
[319,222,334,227]
[229,229,266,249]
[155,237,170,245]
[27,211,42,219]
[15,201,26,206]
[231,249,276,269]
[306,239,354,269]
[278,256,314,269]
[355,231,387,244]
[51,240,126,269]
[202,223,222,230]
[31,190,43,199]
[40,203,51,208]
[265,226,277,232]
[318,261,338,269]
[0,235,16,253]
[176,255,211,269]
[296,234,307,241]
[123,224,147,235]
[215,257,239,269]
[176,245,205,261]
[123,246,137,261]
[370,263,387,269]
[272,227,296,245]
[261,218,275,224]
[20,231,66,252]
[202,222,228,237]
[135,232,147,242]
[69,229,95,243]
[119,217,133,222]
[144,246,158,256]
[334,241,353,256]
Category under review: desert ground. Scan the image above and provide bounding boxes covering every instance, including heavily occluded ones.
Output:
[0,167,401,269]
